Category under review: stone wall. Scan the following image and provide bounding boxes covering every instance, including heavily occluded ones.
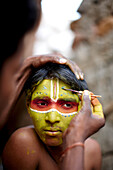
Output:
[70,0,113,169]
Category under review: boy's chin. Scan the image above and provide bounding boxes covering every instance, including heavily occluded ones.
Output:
[44,138,63,146]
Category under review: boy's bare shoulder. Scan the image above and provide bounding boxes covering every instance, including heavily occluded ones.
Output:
[6,126,39,147]
[2,126,41,169]
[4,126,42,152]
[10,126,37,141]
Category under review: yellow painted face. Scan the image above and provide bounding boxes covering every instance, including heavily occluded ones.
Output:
[27,79,80,146]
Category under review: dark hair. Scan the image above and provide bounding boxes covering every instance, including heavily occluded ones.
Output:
[25,63,88,95]
[0,0,41,68]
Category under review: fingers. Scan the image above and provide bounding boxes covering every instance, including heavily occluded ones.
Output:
[33,53,67,65]
[79,90,104,118]
[66,59,84,80]
[18,53,84,81]
[80,90,92,116]
[40,54,84,81]
[91,97,100,105]
[82,90,105,136]
[73,62,84,80]
[90,93,104,118]
[32,53,84,80]
[92,102,104,118]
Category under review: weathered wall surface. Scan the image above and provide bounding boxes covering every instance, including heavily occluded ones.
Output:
[70,0,113,169]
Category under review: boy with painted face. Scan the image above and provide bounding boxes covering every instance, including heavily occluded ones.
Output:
[2,62,104,170]
[26,63,88,147]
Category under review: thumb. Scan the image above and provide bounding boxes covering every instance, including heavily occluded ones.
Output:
[81,90,92,116]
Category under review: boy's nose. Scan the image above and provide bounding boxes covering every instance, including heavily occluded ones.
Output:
[45,111,60,124]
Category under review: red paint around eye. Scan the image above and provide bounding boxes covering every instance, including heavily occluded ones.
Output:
[30,99,79,113]
[57,100,79,112]
[31,99,51,110]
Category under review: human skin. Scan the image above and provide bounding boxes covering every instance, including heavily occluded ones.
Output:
[27,79,80,146]
[2,89,105,170]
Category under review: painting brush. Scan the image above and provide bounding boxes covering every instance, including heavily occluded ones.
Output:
[62,87,101,98]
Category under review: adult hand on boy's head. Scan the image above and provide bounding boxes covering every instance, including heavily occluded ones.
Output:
[16,53,84,81]
[63,90,105,146]
[34,53,84,80]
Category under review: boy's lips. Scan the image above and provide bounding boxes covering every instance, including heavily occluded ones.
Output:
[44,129,62,136]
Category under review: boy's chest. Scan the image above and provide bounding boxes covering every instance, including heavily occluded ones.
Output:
[38,147,59,170]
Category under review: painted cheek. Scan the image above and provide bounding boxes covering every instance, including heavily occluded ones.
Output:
[62,114,75,126]
[30,112,48,143]
[30,109,46,128]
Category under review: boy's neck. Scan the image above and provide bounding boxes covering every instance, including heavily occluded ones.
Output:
[45,143,64,164]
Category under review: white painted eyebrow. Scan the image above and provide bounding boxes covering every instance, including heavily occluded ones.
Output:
[30,107,77,117]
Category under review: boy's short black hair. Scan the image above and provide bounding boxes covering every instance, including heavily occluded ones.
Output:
[25,62,88,95]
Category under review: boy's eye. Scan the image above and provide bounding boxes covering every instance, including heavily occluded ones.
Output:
[58,100,79,111]
[38,102,47,106]
[32,99,49,108]
[36,101,48,108]
[63,103,72,108]
[60,102,74,109]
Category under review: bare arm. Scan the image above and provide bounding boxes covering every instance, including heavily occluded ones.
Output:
[60,90,105,170]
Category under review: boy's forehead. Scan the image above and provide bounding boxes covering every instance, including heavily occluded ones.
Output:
[31,79,78,101]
